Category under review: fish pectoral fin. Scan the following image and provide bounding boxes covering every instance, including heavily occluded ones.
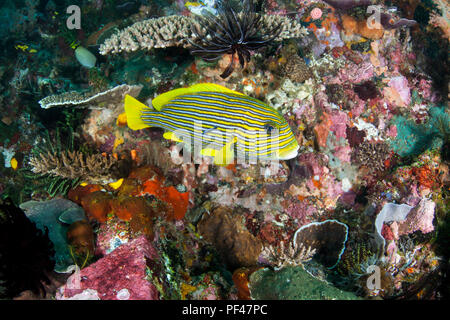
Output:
[163,131,183,142]
[124,95,151,130]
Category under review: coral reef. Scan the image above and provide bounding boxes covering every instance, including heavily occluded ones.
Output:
[19,198,83,272]
[0,0,448,302]
[292,220,349,269]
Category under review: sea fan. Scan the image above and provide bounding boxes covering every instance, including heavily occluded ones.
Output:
[189,0,282,78]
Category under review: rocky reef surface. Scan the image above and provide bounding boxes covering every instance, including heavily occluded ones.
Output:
[0,0,448,300]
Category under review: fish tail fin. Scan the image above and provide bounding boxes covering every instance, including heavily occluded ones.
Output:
[124,94,152,130]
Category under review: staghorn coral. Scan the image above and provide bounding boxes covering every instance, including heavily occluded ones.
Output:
[29,150,130,185]
[260,240,316,270]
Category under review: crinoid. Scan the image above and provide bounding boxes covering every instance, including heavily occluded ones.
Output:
[189,0,282,78]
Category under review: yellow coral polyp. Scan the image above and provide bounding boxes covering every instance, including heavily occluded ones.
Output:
[116,112,128,126]
[10,157,18,170]
[113,136,124,151]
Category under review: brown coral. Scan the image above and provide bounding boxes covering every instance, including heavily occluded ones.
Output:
[341,14,384,40]
[280,54,313,83]
[67,220,95,257]
[197,206,262,270]
[352,140,392,173]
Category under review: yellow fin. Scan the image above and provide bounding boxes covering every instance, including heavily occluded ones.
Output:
[109,178,124,190]
[124,95,151,130]
[152,83,245,111]
[163,131,183,142]
[200,148,217,157]
[213,139,236,166]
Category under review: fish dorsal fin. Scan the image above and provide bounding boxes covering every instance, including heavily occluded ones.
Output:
[124,95,151,130]
[152,83,244,110]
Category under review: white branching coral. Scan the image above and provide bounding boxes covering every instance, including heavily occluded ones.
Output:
[99,16,194,55]
[261,240,316,270]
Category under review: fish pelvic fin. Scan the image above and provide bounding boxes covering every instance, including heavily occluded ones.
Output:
[124,94,151,130]
[163,131,183,142]
[201,137,236,166]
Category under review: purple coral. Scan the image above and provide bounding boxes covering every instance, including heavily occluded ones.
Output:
[380,13,417,30]
[322,0,372,11]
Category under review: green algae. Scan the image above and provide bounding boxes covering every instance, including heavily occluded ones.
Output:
[249,266,360,300]
[390,106,449,157]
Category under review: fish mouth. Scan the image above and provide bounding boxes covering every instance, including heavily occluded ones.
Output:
[278,144,299,160]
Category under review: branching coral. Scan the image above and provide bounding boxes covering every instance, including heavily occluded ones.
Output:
[260,241,316,270]
[99,15,194,55]
[29,150,130,185]
[0,198,55,299]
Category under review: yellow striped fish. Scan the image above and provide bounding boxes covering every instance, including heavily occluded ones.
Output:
[124,83,299,165]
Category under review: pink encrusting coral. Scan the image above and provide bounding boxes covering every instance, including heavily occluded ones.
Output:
[392,199,436,238]
[57,236,159,300]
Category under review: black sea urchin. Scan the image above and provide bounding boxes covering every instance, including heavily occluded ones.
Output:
[189,0,282,78]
